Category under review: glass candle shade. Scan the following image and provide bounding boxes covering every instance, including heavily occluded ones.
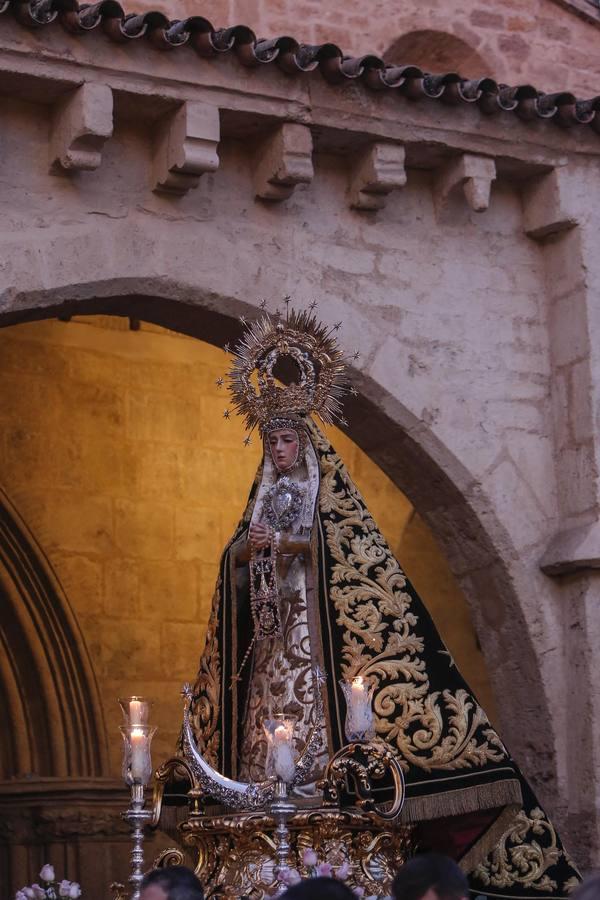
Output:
[262,714,298,784]
[340,675,375,742]
[120,724,157,786]
[119,696,152,729]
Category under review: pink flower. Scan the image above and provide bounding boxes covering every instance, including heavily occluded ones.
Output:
[68,885,81,899]
[15,891,28,900]
[316,863,333,877]
[335,861,351,880]
[39,866,55,883]
[21,890,36,900]
[302,848,318,868]
[278,867,301,886]
[31,886,46,900]
[58,881,72,898]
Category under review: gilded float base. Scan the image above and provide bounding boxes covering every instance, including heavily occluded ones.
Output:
[178,807,414,898]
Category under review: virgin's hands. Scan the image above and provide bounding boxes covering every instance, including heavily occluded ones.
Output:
[249,522,271,550]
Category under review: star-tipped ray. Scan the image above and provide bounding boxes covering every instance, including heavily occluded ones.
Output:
[226,303,355,433]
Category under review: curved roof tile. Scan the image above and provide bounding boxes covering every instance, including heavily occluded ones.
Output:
[2,0,600,133]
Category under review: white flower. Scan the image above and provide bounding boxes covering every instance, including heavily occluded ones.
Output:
[15,891,28,900]
[58,882,71,898]
[68,885,81,899]
[32,887,46,900]
[302,848,318,868]
[279,868,301,886]
[335,861,351,880]
[39,866,55,883]
[316,862,333,877]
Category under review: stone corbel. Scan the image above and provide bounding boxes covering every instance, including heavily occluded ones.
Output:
[434,153,496,213]
[49,82,113,173]
[254,123,314,202]
[154,101,220,195]
[522,168,579,240]
[348,142,406,211]
[540,521,600,576]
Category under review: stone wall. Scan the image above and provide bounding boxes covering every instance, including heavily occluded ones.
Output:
[0,316,495,775]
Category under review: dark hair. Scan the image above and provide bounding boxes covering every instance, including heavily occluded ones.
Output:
[572,874,600,900]
[140,865,204,900]
[282,877,356,900]
[392,854,469,900]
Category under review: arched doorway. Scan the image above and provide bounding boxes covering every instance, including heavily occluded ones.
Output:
[0,283,555,783]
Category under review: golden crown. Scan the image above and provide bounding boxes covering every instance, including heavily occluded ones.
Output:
[224,304,353,437]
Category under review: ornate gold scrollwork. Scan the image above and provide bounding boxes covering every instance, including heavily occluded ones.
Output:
[320,740,405,821]
[180,807,414,899]
[153,848,186,869]
[318,442,507,773]
[152,756,199,828]
[473,807,563,893]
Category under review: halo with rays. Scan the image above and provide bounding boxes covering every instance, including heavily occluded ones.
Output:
[227,307,350,434]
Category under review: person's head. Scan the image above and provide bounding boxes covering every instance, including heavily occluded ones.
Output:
[282,877,356,900]
[571,874,600,900]
[268,426,300,472]
[139,866,204,900]
[392,854,469,900]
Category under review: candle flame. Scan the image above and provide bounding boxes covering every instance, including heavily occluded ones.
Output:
[131,728,144,738]
[352,676,364,686]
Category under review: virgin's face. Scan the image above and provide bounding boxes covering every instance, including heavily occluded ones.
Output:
[268,428,300,471]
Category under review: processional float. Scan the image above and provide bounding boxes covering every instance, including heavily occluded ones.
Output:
[111,303,580,900]
[114,674,410,900]
[112,303,411,898]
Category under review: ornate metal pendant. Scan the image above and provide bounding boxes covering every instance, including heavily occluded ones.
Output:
[250,556,282,641]
[263,476,305,532]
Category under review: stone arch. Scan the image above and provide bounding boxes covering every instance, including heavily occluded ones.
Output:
[0,486,109,779]
[384,29,491,78]
[0,276,556,793]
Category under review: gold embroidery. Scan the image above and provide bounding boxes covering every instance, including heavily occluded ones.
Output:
[191,580,222,769]
[473,808,562,892]
[318,442,505,772]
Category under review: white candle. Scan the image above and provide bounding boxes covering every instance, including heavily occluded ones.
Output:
[349,676,373,735]
[130,728,148,782]
[129,700,143,727]
[272,724,296,783]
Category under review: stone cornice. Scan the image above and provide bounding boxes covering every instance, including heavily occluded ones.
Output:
[0,13,599,182]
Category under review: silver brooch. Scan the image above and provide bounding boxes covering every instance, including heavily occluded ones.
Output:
[263,476,305,532]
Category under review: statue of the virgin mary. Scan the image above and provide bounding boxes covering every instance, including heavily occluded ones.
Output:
[189,307,579,899]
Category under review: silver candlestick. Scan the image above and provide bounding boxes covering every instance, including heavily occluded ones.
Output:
[119,696,157,900]
[124,783,153,900]
[270,778,297,870]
